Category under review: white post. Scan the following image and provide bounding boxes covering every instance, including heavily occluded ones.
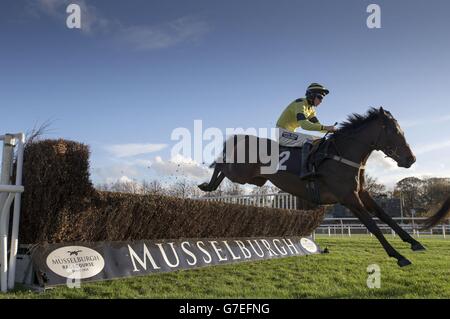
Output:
[7,133,25,290]
[443,225,446,239]
[0,133,25,292]
[328,226,331,237]
[1,193,15,292]
[0,135,14,233]
[348,226,351,237]
[0,135,15,293]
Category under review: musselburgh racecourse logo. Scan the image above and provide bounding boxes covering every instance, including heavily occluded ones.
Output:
[171,120,281,174]
[46,246,105,280]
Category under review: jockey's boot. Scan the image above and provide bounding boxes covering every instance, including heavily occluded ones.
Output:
[299,142,315,180]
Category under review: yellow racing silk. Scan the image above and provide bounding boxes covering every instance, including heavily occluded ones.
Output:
[276,98,327,133]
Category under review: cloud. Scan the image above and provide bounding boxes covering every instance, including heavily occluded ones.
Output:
[401,114,450,128]
[27,1,209,49]
[105,143,168,158]
[93,163,140,183]
[92,154,212,187]
[365,150,418,189]
[27,0,64,18]
[413,139,450,155]
[366,150,398,170]
[116,17,209,51]
[150,154,212,180]
[365,149,450,189]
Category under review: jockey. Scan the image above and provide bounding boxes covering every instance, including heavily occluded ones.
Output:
[276,83,337,179]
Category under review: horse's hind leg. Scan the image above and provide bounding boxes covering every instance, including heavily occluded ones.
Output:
[211,172,226,190]
[359,190,425,251]
[198,165,224,192]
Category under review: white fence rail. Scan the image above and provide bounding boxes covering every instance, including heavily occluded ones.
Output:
[197,193,449,238]
[0,133,25,293]
[314,217,448,238]
[201,193,300,210]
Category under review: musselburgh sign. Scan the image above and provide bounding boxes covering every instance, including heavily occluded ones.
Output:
[28,236,322,288]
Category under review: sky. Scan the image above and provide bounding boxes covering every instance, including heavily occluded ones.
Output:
[1,0,450,190]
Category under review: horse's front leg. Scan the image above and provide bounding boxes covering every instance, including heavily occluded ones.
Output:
[359,190,426,251]
[342,192,412,267]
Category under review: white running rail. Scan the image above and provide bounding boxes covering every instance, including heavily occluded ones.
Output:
[0,133,25,293]
[200,193,299,210]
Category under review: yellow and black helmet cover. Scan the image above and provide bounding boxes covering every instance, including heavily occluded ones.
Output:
[306,83,330,96]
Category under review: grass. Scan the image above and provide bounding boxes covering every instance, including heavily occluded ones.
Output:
[2,236,449,299]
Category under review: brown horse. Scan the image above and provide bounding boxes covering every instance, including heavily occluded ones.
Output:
[199,107,430,267]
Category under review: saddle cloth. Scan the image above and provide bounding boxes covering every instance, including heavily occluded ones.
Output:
[276,138,325,175]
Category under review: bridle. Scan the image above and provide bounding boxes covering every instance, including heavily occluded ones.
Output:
[324,117,401,169]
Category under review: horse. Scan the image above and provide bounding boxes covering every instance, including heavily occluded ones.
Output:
[199,107,428,267]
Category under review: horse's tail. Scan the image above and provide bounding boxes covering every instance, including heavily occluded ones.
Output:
[421,196,450,230]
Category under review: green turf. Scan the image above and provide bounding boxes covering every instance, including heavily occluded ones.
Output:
[2,236,449,299]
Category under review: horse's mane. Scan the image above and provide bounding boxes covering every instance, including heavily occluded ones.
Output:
[335,107,384,134]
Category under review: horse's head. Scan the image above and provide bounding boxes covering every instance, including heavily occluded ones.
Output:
[375,107,416,168]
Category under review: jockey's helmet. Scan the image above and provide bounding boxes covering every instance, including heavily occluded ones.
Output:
[306,83,329,103]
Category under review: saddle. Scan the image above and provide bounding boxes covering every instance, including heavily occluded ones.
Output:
[277,138,331,205]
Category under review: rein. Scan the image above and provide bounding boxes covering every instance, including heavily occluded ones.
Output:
[316,116,401,171]
[332,118,401,162]
[320,128,376,170]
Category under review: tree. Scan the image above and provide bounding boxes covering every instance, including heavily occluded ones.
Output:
[251,184,280,195]
[394,177,426,216]
[169,178,193,198]
[421,177,450,215]
[109,179,142,194]
[142,179,165,195]
[222,179,245,196]
[363,173,387,197]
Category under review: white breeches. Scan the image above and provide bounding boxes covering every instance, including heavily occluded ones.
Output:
[276,127,320,148]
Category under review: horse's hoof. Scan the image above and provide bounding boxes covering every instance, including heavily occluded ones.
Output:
[411,242,426,252]
[198,183,210,191]
[397,258,412,267]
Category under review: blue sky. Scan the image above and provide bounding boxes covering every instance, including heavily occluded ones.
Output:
[1,0,450,189]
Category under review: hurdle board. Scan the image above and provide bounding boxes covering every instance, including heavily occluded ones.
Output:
[14,236,322,290]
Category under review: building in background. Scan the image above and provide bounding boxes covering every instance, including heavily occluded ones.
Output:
[326,196,401,218]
